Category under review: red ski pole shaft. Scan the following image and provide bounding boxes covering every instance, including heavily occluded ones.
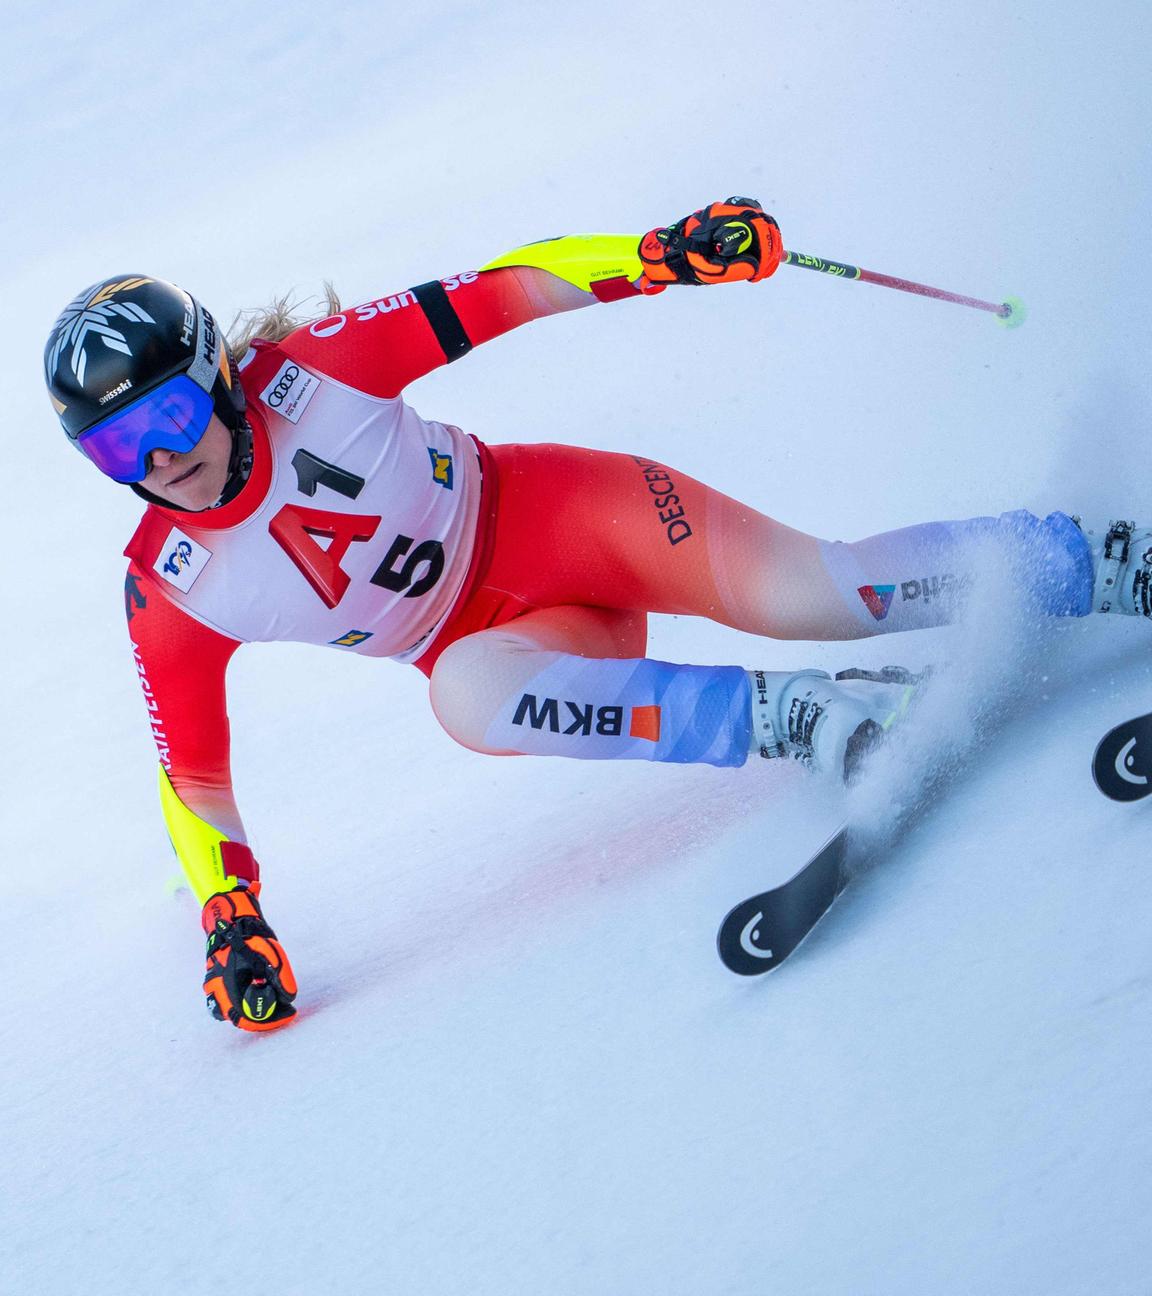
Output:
[782,250,1024,326]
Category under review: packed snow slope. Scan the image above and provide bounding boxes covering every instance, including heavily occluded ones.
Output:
[2,3,1151,1292]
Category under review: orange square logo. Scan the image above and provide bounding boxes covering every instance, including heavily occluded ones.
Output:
[629,705,662,742]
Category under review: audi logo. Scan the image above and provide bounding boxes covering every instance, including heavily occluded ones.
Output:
[267,366,300,408]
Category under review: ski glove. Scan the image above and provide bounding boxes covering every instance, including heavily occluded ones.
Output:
[638,197,783,292]
[202,883,298,1032]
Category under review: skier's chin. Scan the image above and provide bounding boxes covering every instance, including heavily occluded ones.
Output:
[147,463,227,511]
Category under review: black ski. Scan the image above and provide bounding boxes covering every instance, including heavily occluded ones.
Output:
[1093,712,1152,801]
[717,664,935,976]
[717,826,851,975]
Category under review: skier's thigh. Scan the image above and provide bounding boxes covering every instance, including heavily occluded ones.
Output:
[486,442,831,637]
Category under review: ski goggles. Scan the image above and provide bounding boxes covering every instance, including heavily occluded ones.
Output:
[75,374,215,483]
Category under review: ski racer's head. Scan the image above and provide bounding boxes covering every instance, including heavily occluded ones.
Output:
[44,275,252,510]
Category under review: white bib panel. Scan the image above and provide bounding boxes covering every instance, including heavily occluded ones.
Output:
[127,351,481,661]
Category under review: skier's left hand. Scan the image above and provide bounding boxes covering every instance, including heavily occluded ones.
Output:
[201,883,298,1032]
[638,197,783,292]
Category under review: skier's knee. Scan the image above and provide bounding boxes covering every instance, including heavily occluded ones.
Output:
[429,634,486,750]
[429,631,530,754]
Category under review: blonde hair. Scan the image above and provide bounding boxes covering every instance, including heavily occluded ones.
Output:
[227,281,342,355]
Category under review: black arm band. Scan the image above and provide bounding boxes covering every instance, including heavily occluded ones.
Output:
[412,280,473,363]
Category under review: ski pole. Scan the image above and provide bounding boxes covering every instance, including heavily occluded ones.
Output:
[782,249,1025,327]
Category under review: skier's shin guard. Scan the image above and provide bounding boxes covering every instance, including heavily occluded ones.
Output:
[431,635,752,767]
[816,509,1092,634]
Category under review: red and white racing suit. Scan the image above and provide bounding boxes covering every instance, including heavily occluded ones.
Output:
[124,259,1093,896]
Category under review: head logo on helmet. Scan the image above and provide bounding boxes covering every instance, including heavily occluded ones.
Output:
[46,277,157,389]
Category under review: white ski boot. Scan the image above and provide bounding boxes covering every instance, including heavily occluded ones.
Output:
[1080,520,1152,617]
[749,666,922,780]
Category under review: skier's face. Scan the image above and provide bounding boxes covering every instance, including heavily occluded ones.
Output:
[142,413,233,510]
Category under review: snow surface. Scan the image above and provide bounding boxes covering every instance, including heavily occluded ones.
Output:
[3,2,1151,1292]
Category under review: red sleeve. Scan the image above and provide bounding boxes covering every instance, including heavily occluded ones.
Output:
[125,562,246,841]
[278,265,593,398]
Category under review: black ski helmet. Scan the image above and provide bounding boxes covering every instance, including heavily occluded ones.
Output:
[44,274,246,475]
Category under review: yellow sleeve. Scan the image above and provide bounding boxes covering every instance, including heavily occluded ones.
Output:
[158,766,247,904]
[480,233,644,295]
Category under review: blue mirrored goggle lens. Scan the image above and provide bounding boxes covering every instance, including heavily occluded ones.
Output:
[76,376,215,483]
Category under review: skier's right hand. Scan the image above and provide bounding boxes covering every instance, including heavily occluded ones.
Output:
[638,197,783,292]
[201,883,298,1032]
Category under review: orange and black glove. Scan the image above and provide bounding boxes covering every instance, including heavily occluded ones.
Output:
[202,883,298,1032]
[638,197,783,292]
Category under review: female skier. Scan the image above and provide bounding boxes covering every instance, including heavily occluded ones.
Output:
[44,198,1148,1032]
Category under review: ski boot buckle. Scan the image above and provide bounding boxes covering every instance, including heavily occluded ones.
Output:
[1094,520,1134,613]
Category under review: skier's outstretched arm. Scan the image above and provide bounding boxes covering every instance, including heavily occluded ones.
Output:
[278,197,783,397]
[125,564,297,1032]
